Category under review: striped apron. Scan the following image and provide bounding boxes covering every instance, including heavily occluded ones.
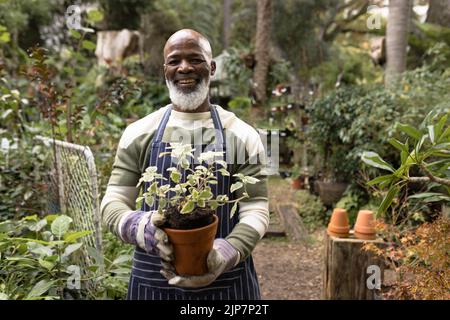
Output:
[127,105,261,300]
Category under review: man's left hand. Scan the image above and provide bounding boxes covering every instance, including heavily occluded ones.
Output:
[160,238,239,288]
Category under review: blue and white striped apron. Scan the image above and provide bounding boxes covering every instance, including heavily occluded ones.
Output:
[127,105,261,300]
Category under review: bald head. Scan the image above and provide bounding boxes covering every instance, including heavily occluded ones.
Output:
[164,29,212,64]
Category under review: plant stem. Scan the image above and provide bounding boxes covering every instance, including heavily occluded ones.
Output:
[420,165,450,187]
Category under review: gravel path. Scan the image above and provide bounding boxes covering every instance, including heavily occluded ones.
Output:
[252,232,325,300]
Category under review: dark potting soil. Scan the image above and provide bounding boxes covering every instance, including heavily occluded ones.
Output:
[164,206,215,230]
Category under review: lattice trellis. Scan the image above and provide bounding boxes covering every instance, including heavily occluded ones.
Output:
[36,136,103,271]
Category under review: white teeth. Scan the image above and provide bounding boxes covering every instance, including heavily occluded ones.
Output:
[178,79,196,84]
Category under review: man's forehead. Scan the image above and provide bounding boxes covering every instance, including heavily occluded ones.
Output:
[164,37,205,58]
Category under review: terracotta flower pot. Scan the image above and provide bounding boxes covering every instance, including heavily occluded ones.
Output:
[354,210,376,240]
[291,178,303,189]
[327,208,350,237]
[164,214,219,276]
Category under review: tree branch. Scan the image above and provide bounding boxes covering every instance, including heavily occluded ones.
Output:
[408,177,430,183]
[420,165,450,187]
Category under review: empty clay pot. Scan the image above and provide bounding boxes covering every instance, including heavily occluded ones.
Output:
[354,210,376,240]
[164,215,218,276]
[327,208,350,237]
[291,178,303,189]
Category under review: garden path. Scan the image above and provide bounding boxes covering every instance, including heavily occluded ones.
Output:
[252,177,325,300]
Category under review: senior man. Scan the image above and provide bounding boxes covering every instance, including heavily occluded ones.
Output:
[100,29,269,300]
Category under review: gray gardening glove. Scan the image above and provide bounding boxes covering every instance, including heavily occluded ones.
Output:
[120,210,174,262]
[161,238,239,288]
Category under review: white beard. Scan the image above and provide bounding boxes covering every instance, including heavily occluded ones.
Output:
[166,78,210,111]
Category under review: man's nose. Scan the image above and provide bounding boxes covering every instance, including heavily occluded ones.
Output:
[178,59,194,73]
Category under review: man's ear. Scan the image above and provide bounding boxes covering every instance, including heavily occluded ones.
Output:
[210,60,216,76]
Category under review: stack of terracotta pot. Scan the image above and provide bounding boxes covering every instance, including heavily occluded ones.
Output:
[327,208,376,240]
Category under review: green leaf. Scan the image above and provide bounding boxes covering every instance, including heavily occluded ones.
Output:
[87,9,104,23]
[51,215,72,238]
[209,200,219,210]
[230,182,243,193]
[86,246,104,265]
[180,201,195,214]
[435,114,447,140]
[70,29,81,39]
[388,138,408,153]
[82,40,96,51]
[377,186,400,216]
[216,160,227,168]
[112,255,132,265]
[361,151,395,172]
[197,199,205,207]
[367,174,393,186]
[415,134,427,154]
[230,202,238,218]
[408,192,450,203]
[438,126,450,143]
[63,243,83,257]
[199,190,213,200]
[148,181,157,193]
[27,242,53,257]
[26,280,55,299]
[28,219,47,232]
[170,171,181,183]
[38,258,55,271]
[427,125,435,144]
[218,168,230,176]
[64,230,91,243]
[243,176,259,184]
[395,123,422,140]
[111,268,133,274]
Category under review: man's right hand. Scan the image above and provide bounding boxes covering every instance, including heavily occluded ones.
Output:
[120,210,173,263]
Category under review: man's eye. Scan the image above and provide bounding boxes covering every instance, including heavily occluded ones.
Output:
[167,60,178,66]
[191,59,204,64]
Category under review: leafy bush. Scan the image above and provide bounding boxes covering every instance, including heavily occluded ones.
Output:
[365,216,450,300]
[308,64,450,183]
[295,190,327,231]
[0,214,133,300]
[362,110,450,224]
[0,214,92,299]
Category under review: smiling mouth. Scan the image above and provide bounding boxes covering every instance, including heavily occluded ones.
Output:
[176,79,198,86]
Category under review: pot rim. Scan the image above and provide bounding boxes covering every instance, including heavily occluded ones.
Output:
[163,214,218,234]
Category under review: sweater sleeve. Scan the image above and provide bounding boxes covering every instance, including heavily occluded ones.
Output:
[100,127,142,237]
[225,125,269,261]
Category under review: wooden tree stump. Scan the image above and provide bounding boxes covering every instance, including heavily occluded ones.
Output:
[322,232,386,300]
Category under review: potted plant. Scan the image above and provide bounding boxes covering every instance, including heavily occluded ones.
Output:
[136,144,258,276]
[290,164,303,189]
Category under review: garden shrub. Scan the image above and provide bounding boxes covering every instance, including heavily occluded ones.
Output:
[365,216,449,300]
[308,63,450,184]
[295,190,327,231]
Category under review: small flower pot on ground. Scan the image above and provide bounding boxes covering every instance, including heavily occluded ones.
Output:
[354,210,376,240]
[291,177,303,189]
[327,208,350,238]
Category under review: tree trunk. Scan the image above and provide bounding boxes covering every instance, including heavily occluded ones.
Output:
[252,0,272,107]
[385,0,412,87]
[222,0,233,50]
[426,0,450,28]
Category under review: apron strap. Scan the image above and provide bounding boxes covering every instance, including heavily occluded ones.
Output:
[152,105,173,144]
[210,105,225,146]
